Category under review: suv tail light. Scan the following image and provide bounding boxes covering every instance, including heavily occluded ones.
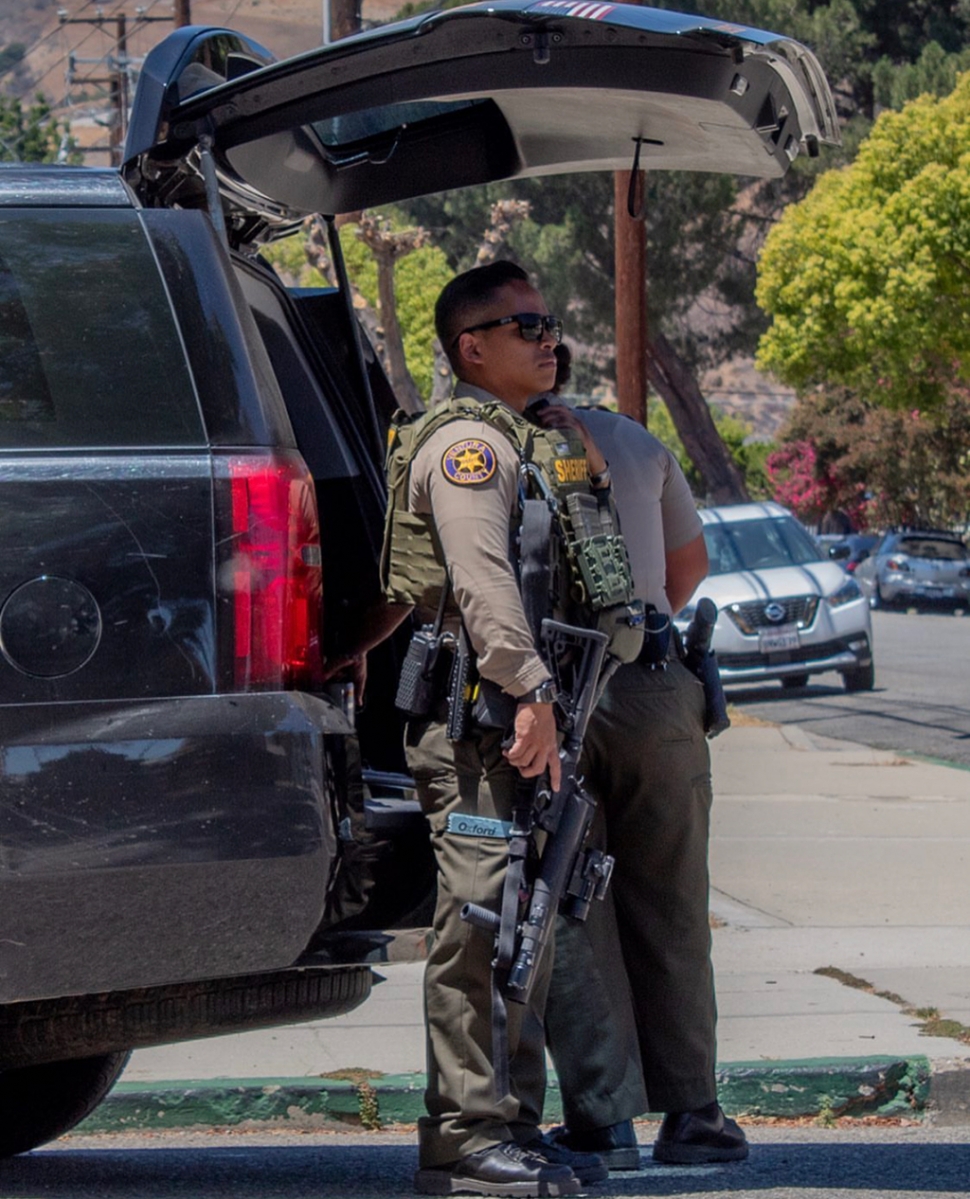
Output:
[215,450,324,691]
[886,557,911,572]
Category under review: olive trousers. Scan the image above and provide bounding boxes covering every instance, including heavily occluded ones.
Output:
[405,718,552,1168]
[544,657,718,1125]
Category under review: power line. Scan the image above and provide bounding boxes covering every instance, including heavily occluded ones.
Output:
[1,0,102,88]
[58,4,174,163]
[11,0,174,102]
[21,0,190,164]
[704,388,796,398]
[10,0,131,101]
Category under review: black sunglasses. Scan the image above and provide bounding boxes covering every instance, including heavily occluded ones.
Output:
[453,312,563,348]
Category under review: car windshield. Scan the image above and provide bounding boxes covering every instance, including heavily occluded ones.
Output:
[704,517,823,575]
[897,537,967,561]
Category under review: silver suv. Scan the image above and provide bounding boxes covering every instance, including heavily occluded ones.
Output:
[677,503,874,691]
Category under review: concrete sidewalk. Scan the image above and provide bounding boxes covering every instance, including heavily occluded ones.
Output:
[79,722,970,1134]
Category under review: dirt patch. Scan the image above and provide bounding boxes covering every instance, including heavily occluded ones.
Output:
[725,705,778,728]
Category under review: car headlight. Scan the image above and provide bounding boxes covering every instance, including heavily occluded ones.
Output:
[827,577,863,607]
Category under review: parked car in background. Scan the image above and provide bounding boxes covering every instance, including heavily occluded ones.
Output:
[0,2,839,1157]
[677,502,874,691]
[816,532,881,574]
[854,530,970,609]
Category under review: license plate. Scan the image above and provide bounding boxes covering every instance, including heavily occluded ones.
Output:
[759,624,800,653]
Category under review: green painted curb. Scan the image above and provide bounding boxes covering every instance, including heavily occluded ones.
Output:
[76,1056,931,1134]
[715,1056,931,1119]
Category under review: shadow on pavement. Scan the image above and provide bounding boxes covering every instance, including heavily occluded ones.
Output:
[2,1139,970,1197]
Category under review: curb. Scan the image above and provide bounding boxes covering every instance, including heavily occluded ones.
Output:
[76,1056,932,1135]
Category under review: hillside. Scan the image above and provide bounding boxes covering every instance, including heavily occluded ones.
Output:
[702,358,795,442]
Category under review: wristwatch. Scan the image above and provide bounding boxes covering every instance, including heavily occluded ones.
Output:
[519,678,558,704]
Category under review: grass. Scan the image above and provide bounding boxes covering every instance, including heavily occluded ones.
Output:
[814,967,970,1045]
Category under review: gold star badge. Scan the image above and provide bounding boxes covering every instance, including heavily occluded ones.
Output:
[442,439,497,486]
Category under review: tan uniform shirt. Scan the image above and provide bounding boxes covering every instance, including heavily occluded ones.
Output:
[407,386,549,697]
[574,408,701,617]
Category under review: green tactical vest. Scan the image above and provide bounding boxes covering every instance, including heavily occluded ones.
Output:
[380,393,642,658]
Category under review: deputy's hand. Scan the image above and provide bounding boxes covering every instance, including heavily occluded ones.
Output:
[321,651,368,704]
[532,403,608,480]
[351,654,368,706]
[504,702,562,791]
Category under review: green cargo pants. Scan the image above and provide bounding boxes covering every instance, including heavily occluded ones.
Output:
[405,717,552,1168]
[544,656,717,1124]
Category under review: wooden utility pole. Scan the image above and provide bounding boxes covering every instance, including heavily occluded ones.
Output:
[614,169,648,426]
[174,0,192,26]
[60,7,175,165]
[107,15,128,165]
[330,0,364,41]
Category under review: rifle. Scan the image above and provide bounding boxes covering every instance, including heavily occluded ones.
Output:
[461,618,614,1011]
[682,597,731,738]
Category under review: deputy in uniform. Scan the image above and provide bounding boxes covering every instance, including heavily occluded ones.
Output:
[531,358,748,1169]
[381,262,618,1197]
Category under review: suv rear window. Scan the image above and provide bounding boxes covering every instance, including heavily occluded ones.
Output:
[899,537,967,561]
[0,210,204,449]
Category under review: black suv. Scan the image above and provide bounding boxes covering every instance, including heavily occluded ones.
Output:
[0,1,837,1155]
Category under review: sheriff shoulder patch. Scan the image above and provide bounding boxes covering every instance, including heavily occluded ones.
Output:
[441,439,497,485]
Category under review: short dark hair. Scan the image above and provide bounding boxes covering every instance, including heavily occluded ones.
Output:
[435,260,529,370]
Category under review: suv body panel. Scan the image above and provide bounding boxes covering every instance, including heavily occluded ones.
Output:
[0,693,347,1003]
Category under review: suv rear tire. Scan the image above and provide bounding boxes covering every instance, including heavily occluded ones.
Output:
[0,1051,131,1158]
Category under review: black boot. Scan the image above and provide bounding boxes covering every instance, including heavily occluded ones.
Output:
[652,1102,749,1164]
[524,1135,608,1184]
[546,1119,640,1171]
[414,1141,582,1196]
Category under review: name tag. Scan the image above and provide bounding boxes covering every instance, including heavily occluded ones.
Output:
[446,813,512,839]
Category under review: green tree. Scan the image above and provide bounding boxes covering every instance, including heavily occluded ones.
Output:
[0,94,75,163]
[263,216,452,404]
[0,43,26,79]
[756,72,970,411]
[341,218,452,402]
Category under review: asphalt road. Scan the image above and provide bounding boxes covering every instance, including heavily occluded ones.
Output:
[725,609,970,767]
[4,1125,970,1199]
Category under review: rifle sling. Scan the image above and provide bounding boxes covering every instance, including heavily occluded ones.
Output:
[519,498,553,648]
[477,496,551,1100]
[489,499,552,1099]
